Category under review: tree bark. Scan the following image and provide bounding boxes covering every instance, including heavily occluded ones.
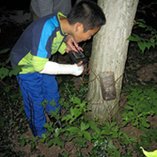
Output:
[87,0,139,122]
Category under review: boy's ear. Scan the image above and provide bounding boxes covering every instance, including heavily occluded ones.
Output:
[74,23,84,32]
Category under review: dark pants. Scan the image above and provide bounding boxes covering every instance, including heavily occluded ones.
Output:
[17,72,60,136]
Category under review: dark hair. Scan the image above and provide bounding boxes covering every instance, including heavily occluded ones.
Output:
[67,0,106,32]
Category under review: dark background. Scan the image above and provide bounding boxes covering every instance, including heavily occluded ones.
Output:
[0,0,31,10]
[0,0,156,10]
[0,0,156,29]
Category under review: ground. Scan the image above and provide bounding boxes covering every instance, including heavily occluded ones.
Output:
[0,8,157,156]
[9,48,157,157]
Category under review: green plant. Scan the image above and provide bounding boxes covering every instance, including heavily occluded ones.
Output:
[2,71,157,156]
[122,85,157,129]
[0,77,28,156]
[140,126,157,147]
[0,49,28,156]
[122,85,157,155]
[0,49,22,79]
[127,1,157,53]
[66,121,91,143]
[89,120,137,157]
[62,97,90,124]
[127,19,157,53]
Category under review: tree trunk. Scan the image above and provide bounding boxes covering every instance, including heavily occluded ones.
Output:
[87,0,139,123]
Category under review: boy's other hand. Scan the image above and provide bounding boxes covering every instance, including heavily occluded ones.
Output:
[77,61,83,67]
[65,35,83,53]
[77,61,84,73]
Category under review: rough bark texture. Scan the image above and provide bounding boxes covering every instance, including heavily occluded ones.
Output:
[87,0,139,122]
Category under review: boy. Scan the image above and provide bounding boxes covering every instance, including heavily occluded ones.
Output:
[10,0,106,138]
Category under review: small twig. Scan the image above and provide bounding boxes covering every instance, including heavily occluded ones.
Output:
[0,79,6,85]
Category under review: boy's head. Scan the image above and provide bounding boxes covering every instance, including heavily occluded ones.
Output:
[67,0,106,43]
[67,0,106,32]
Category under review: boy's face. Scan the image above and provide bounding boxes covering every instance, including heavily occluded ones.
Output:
[73,24,100,43]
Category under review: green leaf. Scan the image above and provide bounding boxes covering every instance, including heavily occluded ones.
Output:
[141,119,150,128]
[104,121,110,128]
[113,126,119,132]
[80,122,89,131]
[138,42,146,53]
[48,137,64,147]
[47,139,54,147]
[54,128,60,137]
[124,106,133,110]
[110,122,117,127]
[112,132,118,138]
[138,23,146,28]
[61,115,71,122]
[73,137,86,146]
[71,97,81,104]
[21,139,26,146]
[108,140,116,149]
[66,127,80,133]
[0,48,10,54]
[0,67,9,79]
[130,137,138,143]
[153,101,157,107]
[123,133,129,140]
[70,107,75,116]
[153,108,157,114]
[78,131,82,136]
[83,131,91,141]
[43,123,50,128]
[126,100,134,106]
[101,127,112,135]
[41,133,46,139]
[150,38,155,43]
[127,35,139,42]
[5,55,13,64]
[89,121,100,133]
[9,66,21,77]
[73,108,82,117]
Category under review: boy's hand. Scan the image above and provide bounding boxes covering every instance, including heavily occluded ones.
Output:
[77,61,83,67]
[77,61,85,73]
[77,61,84,73]
[65,35,83,53]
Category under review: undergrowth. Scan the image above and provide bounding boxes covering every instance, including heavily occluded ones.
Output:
[1,32,157,157]
[1,1,157,156]
[1,59,157,156]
